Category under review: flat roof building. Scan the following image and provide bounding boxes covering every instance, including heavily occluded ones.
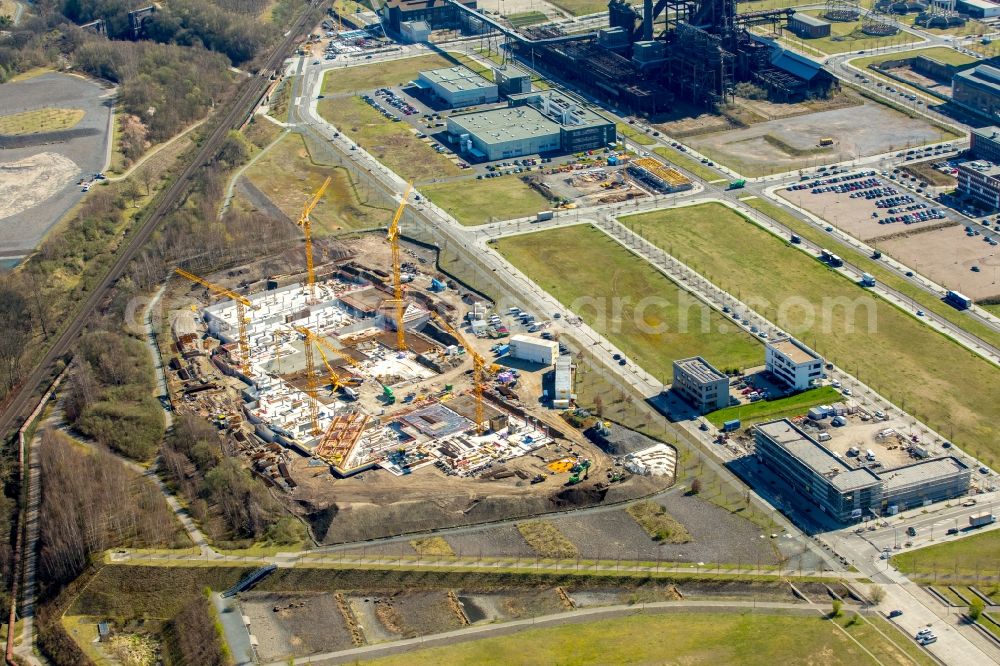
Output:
[509,334,560,366]
[493,64,532,97]
[755,419,884,522]
[417,66,498,108]
[956,0,1000,18]
[957,160,1000,211]
[671,356,729,414]
[970,126,1000,163]
[879,456,971,513]
[754,419,972,522]
[788,13,832,39]
[448,106,561,160]
[384,0,475,33]
[447,90,615,161]
[954,64,1000,119]
[766,337,823,392]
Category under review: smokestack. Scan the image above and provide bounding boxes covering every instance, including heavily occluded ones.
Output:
[643,0,653,41]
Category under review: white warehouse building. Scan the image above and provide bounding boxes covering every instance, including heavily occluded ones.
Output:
[416,66,498,108]
[509,334,559,366]
[766,337,823,391]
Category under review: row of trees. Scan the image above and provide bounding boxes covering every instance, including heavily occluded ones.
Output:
[39,429,182,585]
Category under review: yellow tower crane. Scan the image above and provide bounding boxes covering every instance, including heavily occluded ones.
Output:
[291,324,361,391]
[430,312,487,434]
[386,183,413,352]
[175,268,259,376]
[288,324,325,436]
[297,176,332,302]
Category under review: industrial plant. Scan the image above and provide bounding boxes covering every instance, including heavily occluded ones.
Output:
[389,0,838,113]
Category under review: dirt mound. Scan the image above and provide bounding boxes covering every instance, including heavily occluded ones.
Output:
[0,151,79,220]
[550,486,608,507]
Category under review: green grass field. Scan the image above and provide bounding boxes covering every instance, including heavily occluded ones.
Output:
[494,225,762,382]
[617,123,655,146]
[893,529,1000,581]
[321,53,454,93]
[653,147,724,182]
[705,386,841,428]
[750,196,1000,351]
[243,132,390,233]
[620,203,1000,470]
[0,107,85,135]
[779,14,920,56]
[318,96,461,181]
[359,611,934,666]
[507,11,548,27]
[421,176,551,226]
[545,0,609,15]
[851,46,977,70]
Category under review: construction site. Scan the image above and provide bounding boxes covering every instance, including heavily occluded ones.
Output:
[162,181,673,543]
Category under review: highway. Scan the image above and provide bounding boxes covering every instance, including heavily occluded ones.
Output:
[0,1,330,441]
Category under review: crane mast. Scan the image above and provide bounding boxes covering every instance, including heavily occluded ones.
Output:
[386,183,413,351]
[174,268,258,376]
[430,312,487,434]
[297,176,332,302]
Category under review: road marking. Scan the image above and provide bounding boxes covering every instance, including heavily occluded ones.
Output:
[709,178,727,184]
[739,195,758,201]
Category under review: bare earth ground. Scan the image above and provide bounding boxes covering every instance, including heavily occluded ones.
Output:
[881,225,1000,300]
[778,183,958,242]
[240,592,355,662]
[687,101,951,176]
[0,152,79,219]
[288,451,668,544]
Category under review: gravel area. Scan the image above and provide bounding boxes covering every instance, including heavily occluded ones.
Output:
[240,592,354,662]
[543,490,778,565]
[0,73,113,261]
[443,524,536,558]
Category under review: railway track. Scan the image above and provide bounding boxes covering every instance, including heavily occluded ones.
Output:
[0,2,326,439]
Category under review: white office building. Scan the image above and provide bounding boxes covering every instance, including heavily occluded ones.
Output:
[509,334,559,365]
[416,66,498,108]
[766,337,823,391]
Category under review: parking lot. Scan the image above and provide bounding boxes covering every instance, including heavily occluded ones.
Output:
[881,224,1000,300]
[780,168,953,242]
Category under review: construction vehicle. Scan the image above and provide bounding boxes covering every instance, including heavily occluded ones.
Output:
[382,385,396,404]
[727,179,746,190]
[431,311,486,433]
[174,268,259,376]
[297,177,331,303]
[530,473,547,484]
[386,183,413,351]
